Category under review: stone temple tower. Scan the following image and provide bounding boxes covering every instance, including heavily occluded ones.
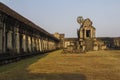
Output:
[77,16,97,51]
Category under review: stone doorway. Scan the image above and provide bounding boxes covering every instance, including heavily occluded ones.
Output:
[86,30,91,38]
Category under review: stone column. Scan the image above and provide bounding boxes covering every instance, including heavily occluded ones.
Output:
[80,30,83,39]
[30,36,32,52]
[33,38,36,52]
[3,23,6,52]
[43,39,45,52]
[0,14,6,53]
[45,38,47,51]
[28,36,32,52]
[84,29,86,39]
[13,26,20,53]
[0,28,2,53]
[40,37,43,52]
[91,29,92,38]
[26,35,28,52]
[32,37,35,52]
[47,38,49,51]
[34,38,36,52]
[22,34,27,52]
[48,39,50,51]
[48,40,50,51]
[16,32,20,53]
[34,38,37,52]
[0,20,3,53]
[36,38,39,52]
[14,26,20,53]
[7,30,13,50]
[49,41,52,50]
[38,38,41,52]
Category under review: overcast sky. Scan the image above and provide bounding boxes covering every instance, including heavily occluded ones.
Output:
[0,0,120,37]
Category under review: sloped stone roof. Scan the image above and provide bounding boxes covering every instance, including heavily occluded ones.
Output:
[0,2,59,41]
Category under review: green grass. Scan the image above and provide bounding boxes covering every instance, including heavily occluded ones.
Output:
[0,50,120,80]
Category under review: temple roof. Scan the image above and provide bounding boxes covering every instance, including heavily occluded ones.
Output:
[0,2,59,41]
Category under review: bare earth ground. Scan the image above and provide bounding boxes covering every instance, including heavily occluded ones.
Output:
[0,50,120,80]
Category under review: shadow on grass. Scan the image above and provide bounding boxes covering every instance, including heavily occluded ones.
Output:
[28,73,87,80]
[0,53,49,72]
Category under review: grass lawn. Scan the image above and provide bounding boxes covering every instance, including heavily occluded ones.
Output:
[0,50,120,80]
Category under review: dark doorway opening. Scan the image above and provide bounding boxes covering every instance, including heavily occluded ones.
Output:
[86,30,90,38]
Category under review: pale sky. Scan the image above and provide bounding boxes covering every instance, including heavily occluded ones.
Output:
[0,0,120,37]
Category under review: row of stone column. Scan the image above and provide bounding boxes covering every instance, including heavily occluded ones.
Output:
[0,13,58,54]
[20,33,56,53]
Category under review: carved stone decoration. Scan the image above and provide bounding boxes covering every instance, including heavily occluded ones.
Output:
[77,16,84,25]
[83,18,92,28]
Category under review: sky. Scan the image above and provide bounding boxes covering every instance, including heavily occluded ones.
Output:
[0,0,120,37]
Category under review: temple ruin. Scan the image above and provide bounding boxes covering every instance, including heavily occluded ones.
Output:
[77,16,97,51]
[62,16,108,53]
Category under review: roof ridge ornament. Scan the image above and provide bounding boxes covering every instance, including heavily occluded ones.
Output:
[77,16,84,25]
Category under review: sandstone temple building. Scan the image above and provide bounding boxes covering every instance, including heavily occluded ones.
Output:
[77,16,97,51]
